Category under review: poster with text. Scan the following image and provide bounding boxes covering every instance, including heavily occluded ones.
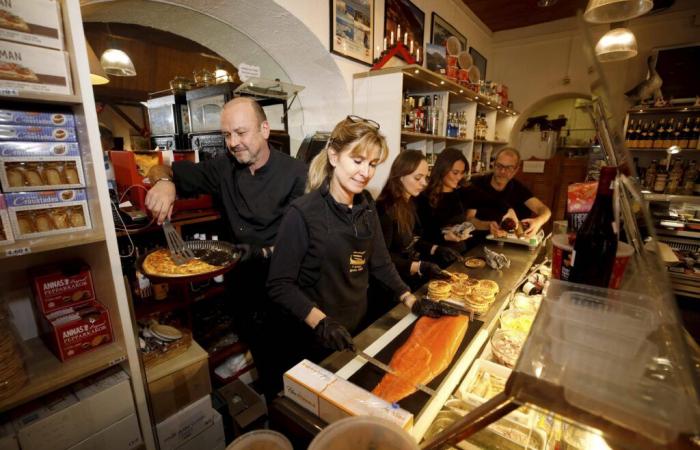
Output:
[331,0,374,65]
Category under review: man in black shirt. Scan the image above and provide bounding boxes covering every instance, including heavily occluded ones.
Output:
[145,97,307,400]
[468,147,551,237]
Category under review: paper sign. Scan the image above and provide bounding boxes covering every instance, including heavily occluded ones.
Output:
[238,63,261,82]
[523,161,545,173]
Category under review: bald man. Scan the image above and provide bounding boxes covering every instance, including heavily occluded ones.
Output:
[145,97,307,400]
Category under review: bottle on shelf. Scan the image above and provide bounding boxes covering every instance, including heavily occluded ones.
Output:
[690,118,700,150]
[663,118,674,148]
[647,120,656,149]
[672,120,683,148]
[644,159,657,189]
[634,120,642,148]
[431,94,441,136]
[414,97,424,133]
[626,119,636,148]
[680,117,691,149]
[653,161,668,193]
[638,121,648,149]
[683,160,697,195]
[653,119,665,148]
[569,166,618,288]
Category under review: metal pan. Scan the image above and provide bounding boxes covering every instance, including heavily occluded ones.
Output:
[138,240,241,284]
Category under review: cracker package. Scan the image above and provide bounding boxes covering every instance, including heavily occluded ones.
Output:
[0,0,64,50]
[5,190,91,240]
[0,141,84,192]
[39,301,113,362]
[0,124,77,142]
[0,194,14,246]
[0,109,75,127]
[30,260,96,314]
[0,41,72,95]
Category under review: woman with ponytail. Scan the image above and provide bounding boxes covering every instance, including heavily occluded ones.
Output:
[267,116,460,365]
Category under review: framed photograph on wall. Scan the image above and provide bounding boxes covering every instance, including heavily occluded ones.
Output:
[384,0,424,62]
[431,13,467,52]
[469,47,487,80]
[330,0,374,66]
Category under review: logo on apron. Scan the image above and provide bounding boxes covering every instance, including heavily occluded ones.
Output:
[349,251,366,273]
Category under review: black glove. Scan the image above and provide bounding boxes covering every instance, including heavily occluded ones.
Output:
[433,246,462,267]
[232,244,270,263]
[419,261,451,280]
[412,298,461,318]
[314,317,356,351]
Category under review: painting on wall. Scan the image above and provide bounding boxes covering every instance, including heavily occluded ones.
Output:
[330,0,374,65]
[469,46,487,80]
[384,0,424,62]
[431,13,467,53]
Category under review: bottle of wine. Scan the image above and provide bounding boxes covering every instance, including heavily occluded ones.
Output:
[672,120,683,147]
[647,120,656,149]
[635,120,643,148]
[680,117,691,149]
[664,118,675,148]
[569,166,618,288]
[626,119,635,147]
[690,118,700,150]
[653,118,665,148]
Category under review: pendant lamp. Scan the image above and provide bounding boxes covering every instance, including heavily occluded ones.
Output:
[583,0,653,24]
[100,23,136,77]
[595,26,638,61]
[86,42,109,85]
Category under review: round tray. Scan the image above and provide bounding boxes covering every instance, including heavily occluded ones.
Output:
[138,240,240,284]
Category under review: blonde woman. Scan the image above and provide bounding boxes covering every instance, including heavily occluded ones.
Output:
[267,116,459,364]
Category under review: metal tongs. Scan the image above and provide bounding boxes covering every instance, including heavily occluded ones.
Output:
[162,219,194,265]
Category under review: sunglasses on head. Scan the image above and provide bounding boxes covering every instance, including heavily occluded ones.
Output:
[346,115,380,130]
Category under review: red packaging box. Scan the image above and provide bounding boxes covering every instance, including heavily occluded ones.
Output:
[40,301,113,362]
[30,260,95,314]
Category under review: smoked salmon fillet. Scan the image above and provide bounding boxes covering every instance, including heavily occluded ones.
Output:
[371,315,469,403]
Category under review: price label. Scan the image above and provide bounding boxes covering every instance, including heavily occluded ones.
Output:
[6,247,31,257]
[0,88,19,97]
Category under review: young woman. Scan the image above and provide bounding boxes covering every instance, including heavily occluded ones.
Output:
[267,116,459,362]
[375,150,460,290]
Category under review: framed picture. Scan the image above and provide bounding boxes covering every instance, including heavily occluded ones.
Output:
[384,0,425,62]
[431,13,467,53]
[330,0,374,66]
[469,47,487,80]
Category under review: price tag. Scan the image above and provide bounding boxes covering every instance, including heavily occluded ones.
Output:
[0,88,19,97]
[6,247,31,257]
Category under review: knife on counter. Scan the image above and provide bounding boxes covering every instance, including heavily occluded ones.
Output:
[355,350,438,397]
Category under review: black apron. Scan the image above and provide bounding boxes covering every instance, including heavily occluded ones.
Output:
[301,197,375,333]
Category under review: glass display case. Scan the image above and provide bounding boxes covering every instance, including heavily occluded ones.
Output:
[146,91,189,150]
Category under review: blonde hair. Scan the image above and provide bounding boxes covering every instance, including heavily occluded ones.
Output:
[306,117,389,192]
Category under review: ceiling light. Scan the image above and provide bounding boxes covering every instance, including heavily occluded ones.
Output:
[595,27,638,61]
[100,48,136,76]
[583,0,653,23]
[538,0,558,6]
[214,67,230,83]
[86,42,108,85]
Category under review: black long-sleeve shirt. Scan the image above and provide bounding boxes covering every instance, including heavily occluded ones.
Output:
[267,187,409,328]
[172,149,307,246]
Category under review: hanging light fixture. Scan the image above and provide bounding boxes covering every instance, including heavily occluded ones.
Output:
[86,41,109,85]
[214,65,230,84]
[583,0,653,23]
[595,25,638,61]
[100,23,136,77]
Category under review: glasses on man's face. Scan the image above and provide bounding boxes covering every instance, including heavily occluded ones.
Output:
[347,115,380,130]
[494,162,517,173]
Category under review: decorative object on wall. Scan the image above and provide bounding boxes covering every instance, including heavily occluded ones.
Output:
[431,12,466,52]
[624,53,663,105]
[330,0,374,65]
[372,41,416,70]
[469,47,487,80]
[425,43,447,74]
[384,0,424,63]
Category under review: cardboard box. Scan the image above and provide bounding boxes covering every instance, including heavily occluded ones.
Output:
[0,109,75,127]
[5,189,92,240]
[67,414,142,450]
[30,259,95,314]
[175,410,224,450]
[156,396,213,450]
[0,194,14,246]
[0,124,77,142]
[283,359,413,431]
[0,41,72,95]
[39,301,113,362]
[0,0,64,50]
[147,340,212,423]
[71,366,136,425]
[217,380,266,431]
[0,141,84,192]
[0,421,18,450]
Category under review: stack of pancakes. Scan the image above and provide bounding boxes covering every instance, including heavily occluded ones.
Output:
[427,280,451,301]
[465,279,500,315]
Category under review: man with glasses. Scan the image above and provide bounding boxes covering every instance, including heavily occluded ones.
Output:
[144,96,307,400]
[467,147,551,238]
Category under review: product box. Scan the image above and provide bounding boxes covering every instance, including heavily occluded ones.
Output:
[0,194,14,246]
[0,109,75,127]
[12,389,82,450]
[0,40,72,95]
[0,124,77,142]
[71,366,136,425]
[567,181,597,232]
[67,413,142,450]
[283,359,413,431]
[39,301,113,362]
[0,0,64,50]
[30,259,95,314]
[156,395,214,450]
[175,411,224,450]
[0,142,85,191]
[0,421,18,450]
[5,189,92,240]
[147,341,212,423]
[217,379,266,432]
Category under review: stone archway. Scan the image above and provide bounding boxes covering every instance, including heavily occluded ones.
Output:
[509,92,593,144]
[81,0,351,153]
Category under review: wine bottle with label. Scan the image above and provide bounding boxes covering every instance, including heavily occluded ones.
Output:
[569,166,618,288]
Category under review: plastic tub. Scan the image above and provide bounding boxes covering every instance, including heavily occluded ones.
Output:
[226,430,293,450]
[308,416,418,450]
[499,308,535,334]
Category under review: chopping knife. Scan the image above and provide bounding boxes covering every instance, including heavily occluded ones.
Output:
[355,350,438,397]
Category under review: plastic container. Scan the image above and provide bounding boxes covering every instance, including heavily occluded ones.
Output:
[499,308,535,334]
[511,293,542,313]
[491,329,526,368]
[226,430,293,450]
[308,416,418,450]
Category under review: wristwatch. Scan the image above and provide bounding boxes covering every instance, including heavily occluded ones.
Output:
[152,177,173,185]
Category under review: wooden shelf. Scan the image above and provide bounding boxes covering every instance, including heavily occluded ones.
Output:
[0,337,126,412]
[628,105,700,114]
[0,91,83,105]
[1,229,105,259]
[401,131,471,143]
[644,193,700,203]
[629,148,700,152]
[474,139,508,145]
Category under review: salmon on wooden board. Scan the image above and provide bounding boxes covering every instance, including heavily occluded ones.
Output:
[371,315,469,403]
